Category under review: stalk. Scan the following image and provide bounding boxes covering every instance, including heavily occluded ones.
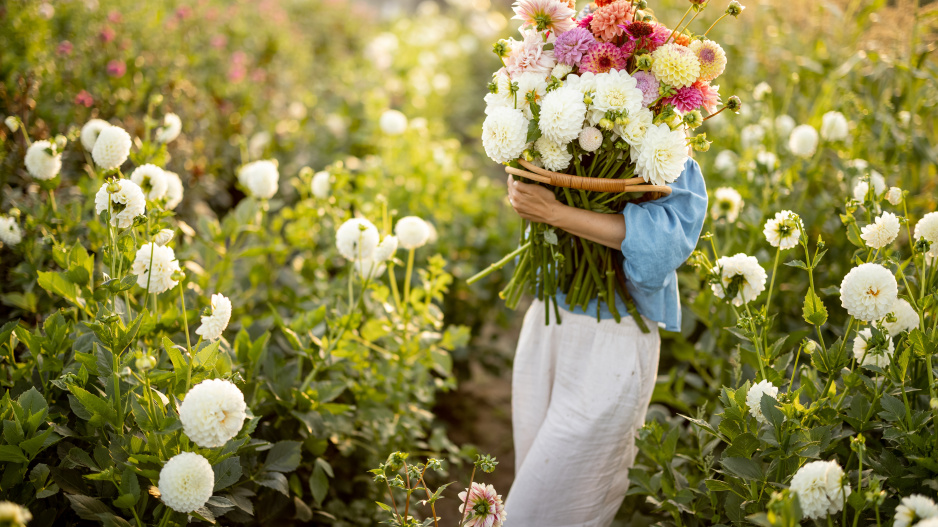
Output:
[178,283,194,394]
[666,5,695,44]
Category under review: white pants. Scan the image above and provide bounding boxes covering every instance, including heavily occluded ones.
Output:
[506,300,661,527]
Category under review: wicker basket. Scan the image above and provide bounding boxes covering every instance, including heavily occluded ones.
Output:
[505,159,672,195]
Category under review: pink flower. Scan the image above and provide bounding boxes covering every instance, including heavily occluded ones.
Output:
[589,1,633,42]
[505,29,556,77]
[577,14,593,29]
[459,483,506,527]
[579,42,627,74]
[228,51,247,83]
[633,70,660,106]
[512,0,576,33]
[553,27,596,67]
[107,10,122,23]
[695,81,721,114]
[57,40,73,55]
[100,27,116,43]
[106,59,126,78]
[74,90,94,108]
[664,85,703,113]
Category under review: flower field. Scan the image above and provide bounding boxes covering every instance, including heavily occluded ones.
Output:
[1,0,937,526]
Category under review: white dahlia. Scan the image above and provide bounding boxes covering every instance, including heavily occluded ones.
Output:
[852,327,894,369]
[746,379,779,425]
[156,113,182,143]
[25,140,62,181]
[354,258,386,279]
[763,210,802,250]
[634,123,688,186]
[311,170,331,199]
[820,111,849,141]
[590,69,643,124]
[91,125,132,171]
[538,86,586,145]
[713,150,738,175]
[131,243,181,294]
[752,82,772,101]
[564,72,597,98]
[163,171,184,210]
[130,164,168,200]
[883,298,919,336]
[0,501,32,527]
[711,253,767,306]
[789,460,850,520]
[153,229,174,247]
[886,187,903,206]
[94,179,146,228]
[550,63,572,80]
[852,171,887,202]
[336,217,380,260]
[158,452,215,513]
[484,70,515,115]
[535,136,572,171]
[80,118,110,151]
[514,72,549,119]
[755,150,778,170]
[374,235,399,262]
[788,124,819,158]
[860,211,900,249]
[238,160,279,199]
[180,378,246,448]
[740,124,765,150]
[650,43,700,89]
[840,263,898,321]
[774,114,796,138]
[482,107,529,164]
[195,293,232,342]
[914,212,938,258]
[395,216,431,250]
[379,109,408,135]
[578,127,603,152]
[617,107,654,157]
[894,495,938,527]
[0,216,22,246]
[711,187,743,223]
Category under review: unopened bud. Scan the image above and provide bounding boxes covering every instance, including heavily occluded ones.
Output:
[636,0,648,8]
[803,340,818,354]
[493,39,510,58]
[522,149,535,162]
[4,116,19,132]
[725,95,742,112]
[690,134,711,152]
[149,93,164,106]
[135,355,157,371]
[886,187,902,205]
[583,94,593,105]
[54,134,68,151]
[931,398,938,410]
[171,269,186,281]
[683,110,704,129]
[153,229,174,246]
[599,118,614,130]
[106,179,121,194]
[634,54,653,71]
[726,0,745,17]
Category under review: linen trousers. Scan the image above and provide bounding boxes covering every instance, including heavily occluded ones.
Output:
[505,300,661,527]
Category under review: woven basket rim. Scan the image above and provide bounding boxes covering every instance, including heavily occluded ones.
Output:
[507,159,672,195]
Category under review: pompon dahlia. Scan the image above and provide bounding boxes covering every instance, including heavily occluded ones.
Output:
[589,1,633,41]
[695,81,721,114]
[512,0,576,33]
[790,460,851,520]
[163,171,184,210]
[0,216,22,246]
[80,118,110,151]
[534,136,572,171]
[458,482,506,527]
[482,107,529,164]
[336,217,380,260]
[0,501,32,527]
[883,298,919,336]
[633,71,660,107]
[554,27,596,67]
[578,127,603,152]
[92,125,132,171]
[158,453,214,513]
[894,495,938,527]
[651,43,701,89]
[238,160,279,199]
[180,378,246,448]
[539,86,587,144]
[94,178,146,228]
[579,42,627,74]
[746,380,779,424]
[914,211,938,259]
[664,85,703,113]
[689,40,726,82]
[25,140,62,181]
[195,293,232,342]
[395,216,431,250]
[840,263,898,321]
[131,243,181,294]
[130,164,168,200]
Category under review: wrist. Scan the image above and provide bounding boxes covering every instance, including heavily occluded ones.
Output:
[546,201,569,228]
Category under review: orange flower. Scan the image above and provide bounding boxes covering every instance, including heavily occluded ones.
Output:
[589,0,633,41]
[673,33,691,46]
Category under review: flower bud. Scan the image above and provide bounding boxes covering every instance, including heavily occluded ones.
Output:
[54,134,68,151]
[726,0,745,17]
[599,118,614,130]
[683,110,704,129]
[690,134,711,152]
[583,94,593,105]
[4,116,19,132]
[522,149,535,162]
[634,54,653,71]
[637,0,648,8]
[106,179,122,194]
[149,93,164,106]
[803,340,818,354]
[171,269,186,281]
[493,39,510,58]
[886,186,902,205]
[931,398,938,410]
[725,95,742,112]
[136,355,157,371]
[154,229,174,246]
[298,166,313,179]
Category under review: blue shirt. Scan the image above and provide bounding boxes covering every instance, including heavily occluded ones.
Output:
[555,159,708,332]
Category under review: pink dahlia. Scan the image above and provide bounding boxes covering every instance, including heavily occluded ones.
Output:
[506,29,556,77]
[665,85,704,113]
[646,23,672,52]
[459,483,506,527]
[580,42,627,74]
[513,0,576,33]
[577,14,593,29]
[554,27,596,67]
[74,90,94,108]
[589,1,633,42]
[633,71,660,107]
[106,60,126,78]
[695,81,721,114]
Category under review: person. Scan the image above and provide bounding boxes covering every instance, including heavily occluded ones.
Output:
[503,158,708,526]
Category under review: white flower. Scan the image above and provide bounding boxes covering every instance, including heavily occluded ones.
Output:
[914,212,938,259]
[311,171,331,199]
[506,27,555,78]
[763,210,802,250]
[883,298,919,336]
[534,136,572,171]
[482,107,529,164]
[840,263,899,321]
[354,258,386,279]
[550,63,572,80]
[564,72,597,98]
[156,113,182,143]
[578,127,603,152]
[153,229,174,246]
[484,70,515,114]
[3,116,18,132]
[740,124,765,149]
[396,216,431,250]
[753,81,772,101]
[617,107,654,157]
[852,170,886,202]
[24,140,62,180]
[860,212,900,249]
[163,171,184,210]
[634,123,688,186]
[894,495,938,527]
[131,243,181,294]
[539,86,586,145]
[379,109,408,135]
[918,519,938,527]
[774,114,796,138]
[130,164,168,201]
[80,118,110,151]
[714,150,738,175]
[514,72,549,119]
[590,69,643,125]
[94,179,146,228]
[852,328,895,369]
[158,452,215,513]
[0,501,32,527]
[820,111,849,141]
[788,124,819,158]
[238,160,279,199]
[746,380,779,424]
[711,187,743,223]
[790,460,851,520]
[195,293,232,342]
[0,216,22,246]
[336,218,380,260]
[374,235,399,262]
[179,379,246,448]
[711,253,767,306]
[755,150,778,170]
[886,187,903,205]
[92,126,132,171]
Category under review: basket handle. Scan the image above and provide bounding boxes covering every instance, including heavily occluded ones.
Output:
[507,159,672,195]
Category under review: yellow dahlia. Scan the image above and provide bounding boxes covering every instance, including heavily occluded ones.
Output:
[650,43,700,89]
[689,40,726,82]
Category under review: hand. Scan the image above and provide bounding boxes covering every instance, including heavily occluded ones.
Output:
[507,176,563,225]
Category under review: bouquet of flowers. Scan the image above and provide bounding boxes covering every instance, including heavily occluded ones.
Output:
[469,0,744,327]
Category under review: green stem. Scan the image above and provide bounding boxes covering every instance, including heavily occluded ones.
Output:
[178,283,194,394]
[402,248,415,320]
[703,13,729,37]
[467,242,532,284]
[458,466,477,527]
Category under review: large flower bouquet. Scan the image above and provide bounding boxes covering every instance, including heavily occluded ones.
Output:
[469,0,744,327]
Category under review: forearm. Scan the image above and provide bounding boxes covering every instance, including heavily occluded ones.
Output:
[549,203,625,251]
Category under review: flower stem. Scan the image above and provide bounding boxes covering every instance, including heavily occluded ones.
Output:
[667,5,694,44]
[178,282,194,394]
[467,241,532,284]
[703,13,729,36]
[458,466,477,527]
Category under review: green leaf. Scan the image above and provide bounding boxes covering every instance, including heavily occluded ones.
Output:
[265,441,302,473]
[0,445,28,463]
[67,384,118,428]
[721,456,764,481]
[67,495,116,521]
[119,467,141,502]
[846,223,865,247]
[525,118,541,144]
[704,479,735,492]
[163,336,189,387]
[309,463,329,506]
[802,287,828,326]
[213,457,242,491]
[256,471,289,496]
[723,432,760,459]
[760,393,785,428]
[37,271,83,307]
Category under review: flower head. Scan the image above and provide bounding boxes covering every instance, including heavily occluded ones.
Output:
[790,460,850,520]
[788,124,819,158]
[506,29,556,78]
[0,501,32,527]
[632,71,659,107]
[714,150,738,175]
[92,126,132,171]
[589,1,633,41]
[860,211,900,249]
[914,212,938,259]
[130,164,168,201]
[482,107,529,164]
[156,113,182,143]
[763,210,801,250]
[512,0,576,33]
[539,86,587,144]
[95,179,146,228]
[238,160,279,199]
[195,293,232,342]
[651,43,701,89]
[578,42,625,74]
[374,235,399,262]
[840,263,899,321]
[534,136,572,171]
[25,140,62,181]
[379,109,408,135]
[80,119,110,152]
[746,380,779,424]
[158,452,215,513]
[458,482,506,527]
[664,85,703,113]
[894,494,938,527]
[689,40,726,82]
[395,216,431,250]
[154,229,174,246]
[753,81,772,101]
[311,171,331,199]
[634,123,688,186]
[820,111,848,141]
[694,81,721,114]
[131,243,181,294]
[711,253,766,306]
[852,327,894,369]
[0,216,22,247]
[591,69,643,120]
[551,63,573,79]
[180,379,246,447]
[553,27,596,67]
[336,218,380,260]
[163,171,184,210]
[711,187,743,223]
[886,187,903,205]
[883,298,918,336]
[578,126,603,152]
[617,107,654,155]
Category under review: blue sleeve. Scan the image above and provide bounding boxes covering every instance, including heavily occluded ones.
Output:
[620,158,708,294]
